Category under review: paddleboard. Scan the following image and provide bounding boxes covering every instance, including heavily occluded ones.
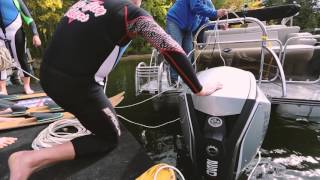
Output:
[0,99,63,117]
[0,91,125,131]
[0,112,73,130]
[0,92,47,101]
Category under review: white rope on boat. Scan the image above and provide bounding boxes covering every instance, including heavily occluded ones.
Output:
[32,114,179,150]
[115,90,170,109]
[247,150,262,180]
[117,114,180,129]
[31,118,91,150]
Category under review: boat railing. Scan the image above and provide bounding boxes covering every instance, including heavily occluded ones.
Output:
[281,16,294,26]
[149,48,162,67]
[194,17,287,97]
[135,62,160,95]
[195,39,283,48]
[135,58,171,96]
[194,39,284,80]
[265,47,287,97]
[280,35,320,84]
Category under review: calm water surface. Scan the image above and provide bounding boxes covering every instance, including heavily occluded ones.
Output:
[107,60,320,180]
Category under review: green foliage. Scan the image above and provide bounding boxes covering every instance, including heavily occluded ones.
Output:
[214,0,226,9]
[126,0,174,55]
[26,0,175,56]
[264,0,285,6]
[292,0,320,30]
[142,0,173,27]
[222,0,263,11]
[24,0,319,58]
[25,0,72,57]
[264,0,320,30]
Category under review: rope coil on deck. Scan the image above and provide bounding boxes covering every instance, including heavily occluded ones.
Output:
[0,47,13,71]
[31,118,91,150]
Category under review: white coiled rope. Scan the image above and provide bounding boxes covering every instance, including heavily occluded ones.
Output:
[154,164,186,180]
[0,46,13,71]
[31,118,91,150]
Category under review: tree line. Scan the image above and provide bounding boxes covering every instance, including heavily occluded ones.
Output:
[24,0,320,58]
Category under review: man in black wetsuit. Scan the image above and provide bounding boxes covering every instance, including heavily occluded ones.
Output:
[8,0,222,179]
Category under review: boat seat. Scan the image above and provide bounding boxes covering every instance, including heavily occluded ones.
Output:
[199,44,314,63]
[202,25,315,63]
[286,32,317,46]
[281,32,316,65]
[267,25,300,44]
[203,25,300,45]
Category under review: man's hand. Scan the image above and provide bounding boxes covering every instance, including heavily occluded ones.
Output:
[217,9,228,18]
[32,35,42,47]
[196,82,223,96]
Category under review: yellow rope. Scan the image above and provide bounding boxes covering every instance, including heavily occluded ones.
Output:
[0,46,13,71]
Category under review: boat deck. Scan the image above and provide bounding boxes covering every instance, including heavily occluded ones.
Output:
[0,83,153,180]
[260,82,320,106]
[0,124,153,180]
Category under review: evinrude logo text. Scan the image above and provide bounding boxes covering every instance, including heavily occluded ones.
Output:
[206,159,218,176]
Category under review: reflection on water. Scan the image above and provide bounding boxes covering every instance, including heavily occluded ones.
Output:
[108,60,320,179]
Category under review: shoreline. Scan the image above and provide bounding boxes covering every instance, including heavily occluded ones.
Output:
[120,54,151,61]
[32,54,152,70]
[32,54,151,69]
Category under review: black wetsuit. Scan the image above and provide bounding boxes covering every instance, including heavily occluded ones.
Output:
[40,0,202,158]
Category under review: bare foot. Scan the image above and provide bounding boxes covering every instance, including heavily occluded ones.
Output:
[24,87,34,95]
[0,108,13,115]
[0,137,17,149]
[8,151,37,180]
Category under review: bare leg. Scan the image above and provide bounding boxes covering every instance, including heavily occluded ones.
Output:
[0,80,8,95]
[21,77,34,94]
[9,141,75,180]
[0,137,17,149]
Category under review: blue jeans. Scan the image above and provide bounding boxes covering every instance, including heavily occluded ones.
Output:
[166,19,193,82]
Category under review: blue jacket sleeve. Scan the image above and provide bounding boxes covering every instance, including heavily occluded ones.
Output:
[190,0,217,18]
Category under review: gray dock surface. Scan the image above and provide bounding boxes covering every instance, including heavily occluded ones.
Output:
[1,83,153,180]
[0,124,153,180]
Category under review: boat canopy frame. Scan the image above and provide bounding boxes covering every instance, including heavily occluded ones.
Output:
[193,17,288,97]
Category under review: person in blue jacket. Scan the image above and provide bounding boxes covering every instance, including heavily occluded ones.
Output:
[0,0,41,95]
[166,0,227,84]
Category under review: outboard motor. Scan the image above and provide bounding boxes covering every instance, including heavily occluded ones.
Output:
[179,66,271,180]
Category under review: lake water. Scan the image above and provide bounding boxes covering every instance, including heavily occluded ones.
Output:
[107,60,320,180]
